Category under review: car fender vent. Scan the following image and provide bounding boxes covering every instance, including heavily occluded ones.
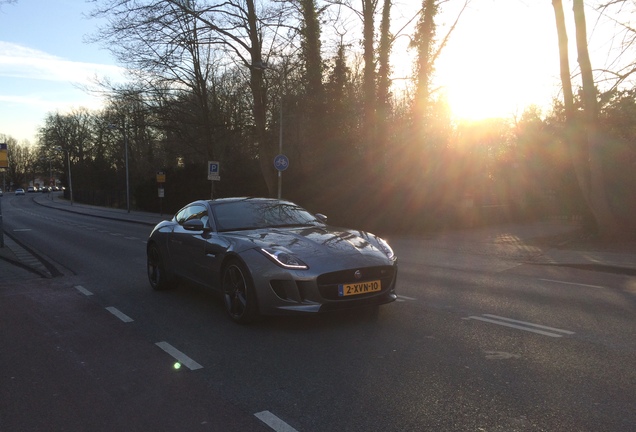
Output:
[270,280,305,303]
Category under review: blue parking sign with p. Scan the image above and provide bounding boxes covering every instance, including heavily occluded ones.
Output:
[208,161,220,180]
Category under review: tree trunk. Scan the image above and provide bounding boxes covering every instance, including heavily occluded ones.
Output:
[377,0,392,166]
[572,0,619,236]
[246,0,277,197]
[551,0,619,236]
[362,0,378,169]
[298,0,324,177]
[551,0,590,206]
[413,0,436,126]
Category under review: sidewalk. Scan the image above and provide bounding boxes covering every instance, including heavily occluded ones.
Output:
[32,192,167,226]
[1,193,636,280]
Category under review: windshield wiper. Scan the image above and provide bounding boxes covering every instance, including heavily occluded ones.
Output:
[269,223,316,228]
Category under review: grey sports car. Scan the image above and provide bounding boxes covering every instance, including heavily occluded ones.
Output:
[146,197,398,323]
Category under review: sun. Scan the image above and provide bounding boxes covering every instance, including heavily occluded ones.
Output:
[442,80,518,121]
[431,1,562,122]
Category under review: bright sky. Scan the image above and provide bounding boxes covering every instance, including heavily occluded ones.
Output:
[0,0,615,144]
[434,0,565,120]
[0,0,125,144]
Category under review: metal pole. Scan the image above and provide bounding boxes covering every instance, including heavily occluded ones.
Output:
[48,159,52,200]
[124,125,130,213]
[67,151,74,205]
[278,96,283,200]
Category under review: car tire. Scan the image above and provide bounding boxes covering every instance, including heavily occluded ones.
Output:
[222,259,259,324]
[147,244,177,290]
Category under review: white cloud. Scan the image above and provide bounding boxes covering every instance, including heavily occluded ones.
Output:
[0,42,128,142]
[0,41,125,85]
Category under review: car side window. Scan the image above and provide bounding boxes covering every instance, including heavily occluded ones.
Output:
[175,207,190,224]
[175,204,210,227]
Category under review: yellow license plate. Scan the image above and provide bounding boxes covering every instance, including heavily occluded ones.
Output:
[338,280,382,297]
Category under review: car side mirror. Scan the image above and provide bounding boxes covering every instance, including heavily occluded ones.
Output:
[315,213,328,223]
[183,219,208,231]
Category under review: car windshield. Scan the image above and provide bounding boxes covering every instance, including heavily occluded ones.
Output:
[213,200,321,232]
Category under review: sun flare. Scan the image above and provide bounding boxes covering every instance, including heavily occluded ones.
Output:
[430,2,563,122]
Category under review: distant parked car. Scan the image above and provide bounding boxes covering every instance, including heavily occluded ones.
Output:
[27,186,35,193]
[15,188,25,196]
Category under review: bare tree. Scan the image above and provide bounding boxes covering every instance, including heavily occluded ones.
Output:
[376,0,392,162]
[361,0,379,164]
[286,0,326,178]
[0,136,28,189]
[411,0,468,126]
[323,0,381,165]
[552,0,619,236]
[595,0,636,91]
[90,0,283,196]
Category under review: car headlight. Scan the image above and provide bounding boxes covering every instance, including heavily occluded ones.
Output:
[259,248,309,270]
[376,237,396,261]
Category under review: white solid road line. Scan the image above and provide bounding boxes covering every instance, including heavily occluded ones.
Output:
[105,306,134,323]
[254,411,299,432]
[466,314,575,338]
[155,341,203,370]
[539,278,605,289]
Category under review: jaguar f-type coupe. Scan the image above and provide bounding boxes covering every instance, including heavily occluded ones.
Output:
[147,197,398,323]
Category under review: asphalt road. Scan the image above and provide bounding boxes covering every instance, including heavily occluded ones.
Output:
[1,194,635,431]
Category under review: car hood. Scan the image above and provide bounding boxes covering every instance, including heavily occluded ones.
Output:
[226,226,392,265]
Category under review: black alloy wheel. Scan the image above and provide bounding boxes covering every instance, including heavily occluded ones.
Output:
[222,260,258,324]
[147,244,176,290]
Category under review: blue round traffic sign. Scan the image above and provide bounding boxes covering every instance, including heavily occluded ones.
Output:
[274,154,289,171]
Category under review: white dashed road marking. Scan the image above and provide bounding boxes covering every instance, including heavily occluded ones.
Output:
[155,341,203,370]
[254,411,299,432]
[74,285,93,296]
[105,306,134,322]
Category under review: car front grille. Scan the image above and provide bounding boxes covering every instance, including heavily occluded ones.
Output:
[317,266,396,300]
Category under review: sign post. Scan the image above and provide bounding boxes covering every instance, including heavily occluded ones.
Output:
[208,161,220,199]
[0,143,7,169]
[156,170,165,216]
[273,154,289,199]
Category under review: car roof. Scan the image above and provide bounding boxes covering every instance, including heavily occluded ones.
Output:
[206,197,290,207]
